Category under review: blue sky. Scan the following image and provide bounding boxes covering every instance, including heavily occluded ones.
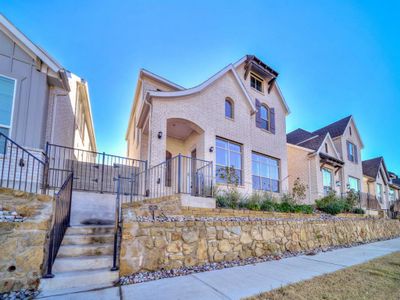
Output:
[2,1,399,173]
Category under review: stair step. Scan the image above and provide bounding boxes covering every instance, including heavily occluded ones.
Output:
[36,284,115,298]
[39,268,118,293]
[52,255,113,273]
[66,225,114,235]
[57,244,113,258]
[62,234,114,245]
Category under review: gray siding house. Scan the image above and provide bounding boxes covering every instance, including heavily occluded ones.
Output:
[0,14,96,158]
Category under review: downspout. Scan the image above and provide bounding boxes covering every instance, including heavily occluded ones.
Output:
[145,92,153,167]
[307,158,312,201]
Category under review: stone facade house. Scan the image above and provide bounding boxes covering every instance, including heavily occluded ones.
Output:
[126,55,290,197]
[0,14,96,159]
[362,157,392,211]
[287,116,364,203]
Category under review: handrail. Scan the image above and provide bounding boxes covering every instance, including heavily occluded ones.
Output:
[43,172,74,278]
[111,175,123,271]
[0,132,46,194]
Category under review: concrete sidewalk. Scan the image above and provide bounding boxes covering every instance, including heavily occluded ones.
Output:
[40,237,400,300]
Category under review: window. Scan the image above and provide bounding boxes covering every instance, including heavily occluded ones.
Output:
[225,98,233,119]
[250,73,263,92]
[347,141,357,163]
[252,152,280,193]
[0,75,16,152]
[325,143,328,153]
[389,188,395,202]
[376,183,383,203]
[260,105,269,130]
[322,168,333,195]
[348,176,360,192]
[349,126,352,136]
[216,138,242,185]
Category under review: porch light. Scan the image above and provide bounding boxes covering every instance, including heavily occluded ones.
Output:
[209,146,214,153]
[157,131,163,139]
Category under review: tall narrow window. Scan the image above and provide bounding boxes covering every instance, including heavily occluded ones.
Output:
[260,105,269,130]
[347,141,357,163]
[252,152,280,192]
[225,98,233,119]
[348,176,360,192]
[216,138,242,185]
[322,168,333,195]
[0,75,16,151]
[325,143,328,153]
[376,183,383,203]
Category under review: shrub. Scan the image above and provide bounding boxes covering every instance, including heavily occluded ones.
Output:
[215,188,242,209]
[315,192,349,215]
[352,207,365,215]
[245,193,262,211]
[292,178,308,203]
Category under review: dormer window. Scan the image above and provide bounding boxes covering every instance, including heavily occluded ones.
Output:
[250,73,263,92]
[225,98,233,119]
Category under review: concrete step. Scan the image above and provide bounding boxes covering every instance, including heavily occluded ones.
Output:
[36,284,115,298]
[38,268,118,294]
[66,225,114,235]
[57,244,113,258]
[62,234,114,245]
[52,255,113,273]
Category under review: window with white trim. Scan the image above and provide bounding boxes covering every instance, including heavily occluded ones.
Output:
[216,138,242,185]
[252,152,280,192]
[322,168,333,195]
[0,75,16,151]
[376,183,383,203]
[259,105,269,131]
[348,176,360,192]
[250,73,263,92]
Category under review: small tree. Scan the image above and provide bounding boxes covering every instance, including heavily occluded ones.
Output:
[292,177,308,203]
[217,166,239,187]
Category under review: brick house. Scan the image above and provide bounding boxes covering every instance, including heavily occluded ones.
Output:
[126,55,290,198]
[287,116,364,203]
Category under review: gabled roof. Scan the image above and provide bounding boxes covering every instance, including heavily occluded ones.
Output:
[140,69,185,91]
[146,63,257,113]
[362,157,389,181]
[297,134,327,151]
[287,129,316,145]
[312,115,352,138]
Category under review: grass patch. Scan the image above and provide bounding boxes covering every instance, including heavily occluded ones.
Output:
[245,252,400,300]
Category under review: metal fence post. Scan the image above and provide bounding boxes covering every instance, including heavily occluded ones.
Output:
[100,152,105,193]
[177,154,182,194]
[67,173,74,227]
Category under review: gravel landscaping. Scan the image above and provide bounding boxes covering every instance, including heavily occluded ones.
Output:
[0,210,25,223]
[135,213,367,223]
[0,289,39,300]
[117,236,396,286]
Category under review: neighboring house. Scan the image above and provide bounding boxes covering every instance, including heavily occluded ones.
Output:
[0,14,96,157]
[388,172,400,203]
[287,116,364,203]
[126,55,290,196]
[362,157,391,211]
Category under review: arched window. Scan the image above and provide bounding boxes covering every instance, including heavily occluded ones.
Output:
[225,98,233,119]
[260,105,269,130]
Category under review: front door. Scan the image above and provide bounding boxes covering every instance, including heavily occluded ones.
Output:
[191,149,197,195]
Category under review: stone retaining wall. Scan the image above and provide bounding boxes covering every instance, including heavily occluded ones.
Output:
[119,217,400,276]
[0,188,53,292]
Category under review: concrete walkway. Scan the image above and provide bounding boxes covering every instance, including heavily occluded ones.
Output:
[39,238,400,300]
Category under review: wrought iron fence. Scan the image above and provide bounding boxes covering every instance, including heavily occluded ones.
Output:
[44,172,74,278]
[120,154,213,203]
[111,175,123,271]
[0,132,46,194]
[45,143,146,194]
[360,192,382,210]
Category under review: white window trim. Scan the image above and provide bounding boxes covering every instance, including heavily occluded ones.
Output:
[322,168,333,194]
[252,151,280,193]
[250,72,264,94]
[215,137,243,185]
[0,74,17,138]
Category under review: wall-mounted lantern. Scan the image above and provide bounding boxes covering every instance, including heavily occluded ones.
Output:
[157,131,163,139]
[209,146,214,153]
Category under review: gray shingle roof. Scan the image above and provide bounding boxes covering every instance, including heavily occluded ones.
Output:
[287,129,315,145]
[312,115,352,138]
[297,134,327,151]
[362,157,383,179]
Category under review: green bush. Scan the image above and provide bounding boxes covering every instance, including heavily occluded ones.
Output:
[315,192,351,215]
[215,188,242,209]
[352,207,365,215]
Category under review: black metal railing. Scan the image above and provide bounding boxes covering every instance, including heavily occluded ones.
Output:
[44,172,74,278]
[111,175,124,271]
[0,132,46,194]
[45,143,146,194]
[126,154,213,203]
[360,192,382,210]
